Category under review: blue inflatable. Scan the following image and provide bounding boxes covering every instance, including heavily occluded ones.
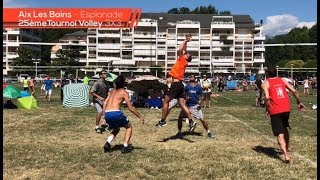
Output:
[226,81,237,90]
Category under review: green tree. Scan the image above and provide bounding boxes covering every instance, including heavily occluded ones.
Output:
[219,11,231,15]
[12,47,34,66]
[284,60,304,68]
[275,59,290,67]
[179,7,190,14]
[168,8,180,14]
[303,60,317,68]
[52,48,81,74]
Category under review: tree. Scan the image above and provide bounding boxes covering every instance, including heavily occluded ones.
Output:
[12,47,34,66]
[52,48,81,74]
[179,7,190,14]
[168,8,180,14]
[284,60,304,68]
[303,60,317,68]
[219,11,231,15]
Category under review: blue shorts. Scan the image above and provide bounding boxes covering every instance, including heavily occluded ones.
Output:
[104,110,129,129]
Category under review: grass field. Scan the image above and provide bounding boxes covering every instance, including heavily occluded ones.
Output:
[3,84,317,179]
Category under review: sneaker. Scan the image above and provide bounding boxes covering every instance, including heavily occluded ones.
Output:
[101,124,109,131]
[176,132,183,139]
[189,121,197,132]
[95,127,102,134]
[103,142,111,153]
[207,132,215,138]
[121,146,133,154]
[155,120,167,127]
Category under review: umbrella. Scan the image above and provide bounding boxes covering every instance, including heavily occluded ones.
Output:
[3,85,21,98]
[3,83,7,89]
[127,75,167,93]
[105,72,118,82]
[17,96,39,110]
[92,72,118,82]
[20,91,31,97]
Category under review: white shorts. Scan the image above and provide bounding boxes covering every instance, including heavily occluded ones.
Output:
[41,84,46,90]
[179,105,203,120]
[169,99,178,109]
[94,102,103,113]
[46,89,52,95]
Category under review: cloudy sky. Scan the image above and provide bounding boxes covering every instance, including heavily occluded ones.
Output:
[4,0,317,37]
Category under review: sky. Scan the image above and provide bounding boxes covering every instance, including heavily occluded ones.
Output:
[4,0,317,36]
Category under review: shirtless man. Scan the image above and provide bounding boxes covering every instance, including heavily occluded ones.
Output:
[103,75,144,154]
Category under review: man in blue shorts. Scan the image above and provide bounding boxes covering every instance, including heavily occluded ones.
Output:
[177,75,215,139]
[103,75,144,154]
[44,76,54,101]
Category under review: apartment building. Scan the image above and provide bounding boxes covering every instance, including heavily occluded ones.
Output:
[3,28,42,75]
[78,13,265,75]
[51,30,87,61]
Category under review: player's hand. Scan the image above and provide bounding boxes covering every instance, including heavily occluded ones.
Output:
[140,117,145,124]
[186,34,192,42]
[99,97,105,101]
[298,103,305,111]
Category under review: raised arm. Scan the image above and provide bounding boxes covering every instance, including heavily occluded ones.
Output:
[177,34,191,56]
[123,91,144,124]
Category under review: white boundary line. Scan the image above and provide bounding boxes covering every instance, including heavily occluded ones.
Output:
[220,96,239,103]
[223,114,317,168]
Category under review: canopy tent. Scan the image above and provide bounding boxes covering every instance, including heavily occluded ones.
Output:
[62,83,91,107]
[20,91,31,97]
[17,96,39,110]
[3,85,21,99]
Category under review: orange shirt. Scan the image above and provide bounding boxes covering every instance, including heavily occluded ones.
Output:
[169,56,188,80]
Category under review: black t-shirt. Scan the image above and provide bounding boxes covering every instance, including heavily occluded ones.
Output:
[255,79,262,89]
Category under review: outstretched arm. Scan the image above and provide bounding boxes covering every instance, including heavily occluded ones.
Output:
[177,34,191,56]
[123,91,144,124]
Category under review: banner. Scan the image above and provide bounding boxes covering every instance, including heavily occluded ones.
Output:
[3,8,142,29]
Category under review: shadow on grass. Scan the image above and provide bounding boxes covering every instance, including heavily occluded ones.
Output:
[106,144,145,153]
[252,146,282,161]
[157,131,203,143]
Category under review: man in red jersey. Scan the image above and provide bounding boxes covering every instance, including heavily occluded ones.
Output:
[261,67,305,164]
[155,34,196,132]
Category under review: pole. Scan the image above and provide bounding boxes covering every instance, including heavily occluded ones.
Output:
[290,64,293,78]
[276,66,279,77]
[33,61,39,77]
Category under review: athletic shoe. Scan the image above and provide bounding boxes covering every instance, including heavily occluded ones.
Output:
[101,124,109,131]
[103,142,111,153]
[121,146,133,154]
[176,132,183,139]
[189,121,197,132]
[207,132,215,139]
[155,120,167,127]
[95,127,102,134]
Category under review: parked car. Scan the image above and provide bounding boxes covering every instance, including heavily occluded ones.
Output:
[3,76,18,83]
[35,74,48,83]
[18,74,30,83]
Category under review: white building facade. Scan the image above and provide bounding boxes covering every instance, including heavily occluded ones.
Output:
[81,13,265,75]
[3,28,42,75]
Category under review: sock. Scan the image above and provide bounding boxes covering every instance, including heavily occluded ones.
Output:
[107,135,114,144]
[123,143,128,147]
[96,125,99,129]
[207,130,211,133]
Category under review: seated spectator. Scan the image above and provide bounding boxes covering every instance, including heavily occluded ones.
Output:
[147,89,162,109]
[242,79,248,91]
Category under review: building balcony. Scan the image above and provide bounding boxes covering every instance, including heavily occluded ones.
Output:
[98,44,121,49]
[211,22,235,29]
[97,33,120,38]
[253,46,265,51]
[253,56,265,63]
[97,56,121,61]
[176,21,200,28]
[98,49,120,53]
[79,58,87,63]
[254,35,265,40]
[112,60,136,65]
[79,50,86,54]
[3,52,18,59]
[4,41,19,47]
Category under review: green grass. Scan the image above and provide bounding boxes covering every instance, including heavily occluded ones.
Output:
[3,84,317,179]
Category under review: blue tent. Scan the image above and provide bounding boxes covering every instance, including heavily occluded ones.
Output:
[20,91,31,97]
[226,81,238,90]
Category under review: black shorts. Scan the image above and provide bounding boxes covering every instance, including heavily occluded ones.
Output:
[165,82,185,100]
[203,92,211,100]
[270,112,290,136]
